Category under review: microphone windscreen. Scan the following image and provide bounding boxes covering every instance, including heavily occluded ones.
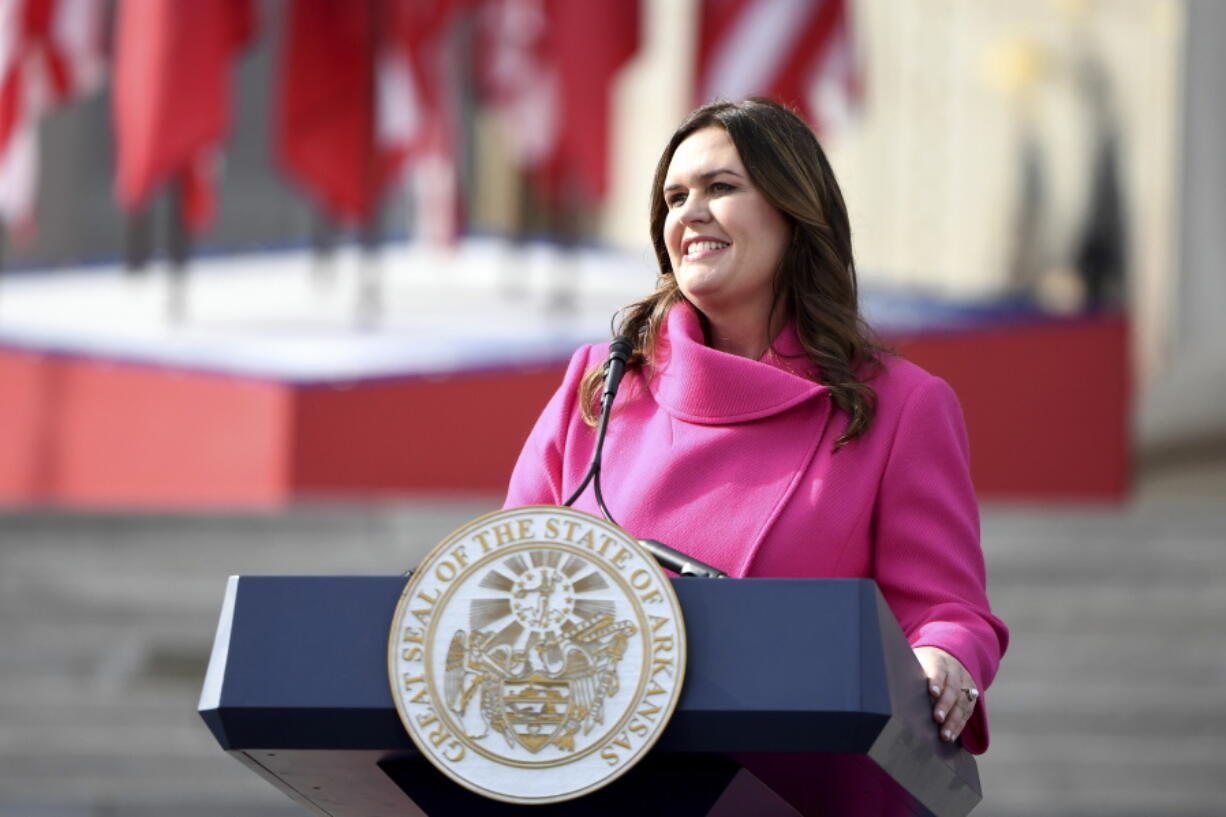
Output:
[609,335,633,362]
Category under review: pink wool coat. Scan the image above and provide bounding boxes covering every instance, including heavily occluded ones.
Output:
[504,301,1009,753]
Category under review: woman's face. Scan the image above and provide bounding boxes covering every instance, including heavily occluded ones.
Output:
[662,126,790,326]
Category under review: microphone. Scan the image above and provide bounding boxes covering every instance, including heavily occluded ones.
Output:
[638,538,728,578]
[602,335,633,405]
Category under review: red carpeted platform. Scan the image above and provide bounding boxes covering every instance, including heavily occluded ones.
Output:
[0,312,1129,508]
[892,312,1130,501]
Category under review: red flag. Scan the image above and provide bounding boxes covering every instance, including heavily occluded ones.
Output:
[478,0,557,178]
[277,0,404,227]
[112,0,254,232]
[386,0,461,158]
[480,0,639,204]
[0,0,104,237]
[550,0,638,201]
[386,0,467,242]
[696,0,860,135]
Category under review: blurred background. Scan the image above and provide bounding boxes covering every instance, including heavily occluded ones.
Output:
[0,0,1222,815]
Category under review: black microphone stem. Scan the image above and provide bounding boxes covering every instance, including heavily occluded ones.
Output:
[563,392,613,511]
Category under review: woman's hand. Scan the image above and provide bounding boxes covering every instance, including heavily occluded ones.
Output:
[913,646,979,744]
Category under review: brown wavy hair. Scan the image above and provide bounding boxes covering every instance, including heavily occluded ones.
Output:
[580,98,886,447]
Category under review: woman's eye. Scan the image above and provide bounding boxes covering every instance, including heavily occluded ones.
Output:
[710,182,733,194]
[667,192,687,208]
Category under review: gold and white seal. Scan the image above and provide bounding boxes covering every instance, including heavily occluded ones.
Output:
[388,506,687,804]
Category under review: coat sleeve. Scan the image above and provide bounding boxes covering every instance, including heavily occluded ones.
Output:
[871,375,1009,754]
[503,344,598,508]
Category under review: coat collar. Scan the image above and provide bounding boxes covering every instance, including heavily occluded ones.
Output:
[646,301,827,424]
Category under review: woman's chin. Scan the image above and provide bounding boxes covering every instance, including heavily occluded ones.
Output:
[677,289,722,316]
[678,275,733,306]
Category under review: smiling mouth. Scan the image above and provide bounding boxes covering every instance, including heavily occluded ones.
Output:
[683,240,730,261]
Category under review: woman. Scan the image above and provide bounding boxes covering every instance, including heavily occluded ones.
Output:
[505,98,1008,752]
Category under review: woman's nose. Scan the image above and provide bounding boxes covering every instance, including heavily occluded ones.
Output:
[677,194,709,224]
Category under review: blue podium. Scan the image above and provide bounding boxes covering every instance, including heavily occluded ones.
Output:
[199,576,981,816]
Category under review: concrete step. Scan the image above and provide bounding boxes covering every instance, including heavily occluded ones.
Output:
[996,631,1226,679]
[986,677,1226,735]
[980,734,1226,817]
[988,582,1226,634]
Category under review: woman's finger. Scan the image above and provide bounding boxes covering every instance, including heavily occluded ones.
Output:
[934,680,961,726]
[920,654,948,700]
[942,700,968,741]
[941,686,979,742]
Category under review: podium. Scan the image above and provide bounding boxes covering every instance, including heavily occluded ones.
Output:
[199,576,981,816]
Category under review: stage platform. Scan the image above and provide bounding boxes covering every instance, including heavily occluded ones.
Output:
[0,239,1129,508]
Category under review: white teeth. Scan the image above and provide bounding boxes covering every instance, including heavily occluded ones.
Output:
[686,240,729,255]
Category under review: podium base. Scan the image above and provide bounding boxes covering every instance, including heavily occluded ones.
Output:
[379,753,740,816]
[380,751,939,816]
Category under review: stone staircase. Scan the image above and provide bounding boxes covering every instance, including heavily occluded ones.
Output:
[974,502,1226,816]
[0,501,491,817]
[1,494,1223,816]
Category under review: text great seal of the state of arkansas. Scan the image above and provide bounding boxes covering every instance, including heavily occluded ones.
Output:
[388,506,687,804]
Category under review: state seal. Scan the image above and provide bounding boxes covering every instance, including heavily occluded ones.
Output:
[388,506,687,804]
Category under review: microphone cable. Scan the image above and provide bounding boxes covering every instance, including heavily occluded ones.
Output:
[563,336,632,523]
[563,336,727,578]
